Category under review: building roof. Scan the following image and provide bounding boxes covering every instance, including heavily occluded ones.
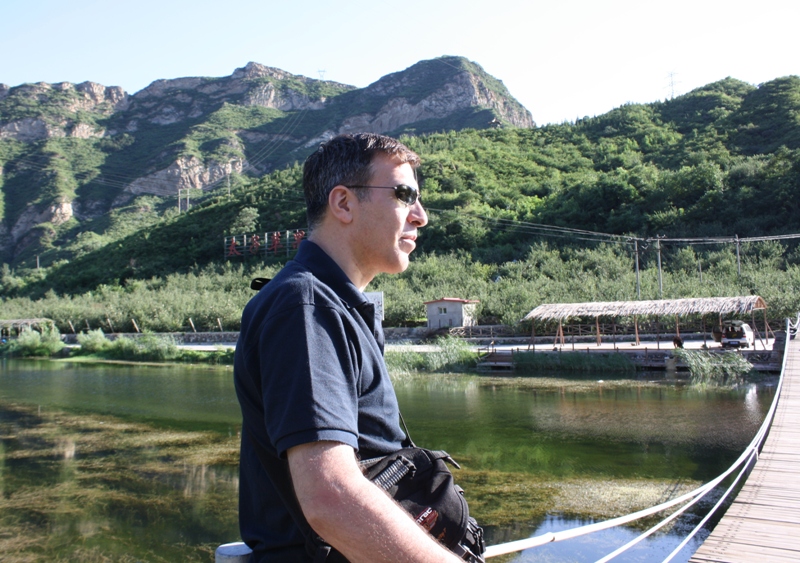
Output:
[423,297,480,305]
[523,296,767,322]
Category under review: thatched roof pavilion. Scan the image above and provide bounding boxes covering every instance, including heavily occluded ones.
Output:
[0,318,57,336]
[522,296,769,348]
[523,296,766,322]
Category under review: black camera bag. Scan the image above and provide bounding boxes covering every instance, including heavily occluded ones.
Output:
[358,447,486,562]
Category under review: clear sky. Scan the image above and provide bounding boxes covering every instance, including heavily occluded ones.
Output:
[1,0,798,125]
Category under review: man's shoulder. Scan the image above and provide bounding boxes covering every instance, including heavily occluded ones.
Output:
[246,260,342,319]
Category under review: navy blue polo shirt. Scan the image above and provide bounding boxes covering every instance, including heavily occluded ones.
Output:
[234,240,405,560]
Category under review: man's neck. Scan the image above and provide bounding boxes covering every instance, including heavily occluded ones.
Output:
[308,230,371,291]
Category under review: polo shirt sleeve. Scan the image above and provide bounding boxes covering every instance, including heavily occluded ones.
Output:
[258,302,361,457]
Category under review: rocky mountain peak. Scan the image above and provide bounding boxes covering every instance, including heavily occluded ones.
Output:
[334,56,535,134]
[232,61,295,81]
[1,57,537,260]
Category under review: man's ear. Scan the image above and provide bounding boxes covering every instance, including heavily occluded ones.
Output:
[327,185,355,224]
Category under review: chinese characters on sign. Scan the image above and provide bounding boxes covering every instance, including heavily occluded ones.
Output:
[224,229,306,260]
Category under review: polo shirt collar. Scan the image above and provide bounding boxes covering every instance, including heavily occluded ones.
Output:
[294,239,369,310]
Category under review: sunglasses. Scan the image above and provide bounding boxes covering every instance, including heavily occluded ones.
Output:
[345,184,420,206]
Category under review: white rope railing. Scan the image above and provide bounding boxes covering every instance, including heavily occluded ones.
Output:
[220,319,794,563]
[484,318,790,561]
[659,316,790,563]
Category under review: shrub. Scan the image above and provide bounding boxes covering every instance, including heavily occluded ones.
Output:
[1,327,65,357]
[176,346,235,365]
[104,333,180,362]
[75,329,111,354]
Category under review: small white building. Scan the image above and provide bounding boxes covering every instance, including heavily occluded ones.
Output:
[423,298,479,329]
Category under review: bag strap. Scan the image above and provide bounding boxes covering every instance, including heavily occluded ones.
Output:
[398,411,415,448]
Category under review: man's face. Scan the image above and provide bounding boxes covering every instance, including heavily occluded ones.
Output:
[350,153,428,281]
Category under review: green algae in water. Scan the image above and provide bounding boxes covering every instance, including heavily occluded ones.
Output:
[0,360,775,562]
[0,402,240,562]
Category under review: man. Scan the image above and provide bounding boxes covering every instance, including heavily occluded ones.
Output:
[234,133,464,562]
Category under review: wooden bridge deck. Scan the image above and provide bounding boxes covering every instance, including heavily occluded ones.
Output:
[689,335,800,562]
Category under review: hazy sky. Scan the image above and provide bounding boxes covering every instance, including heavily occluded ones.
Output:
[2,0,797,125]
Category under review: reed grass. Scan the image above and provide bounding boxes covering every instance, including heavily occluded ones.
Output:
[673,349,754,386]
[512,351,636,373]
[384,336,479,376]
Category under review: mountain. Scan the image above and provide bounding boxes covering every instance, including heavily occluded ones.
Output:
[2,66,800,303]
[0,56,533,264]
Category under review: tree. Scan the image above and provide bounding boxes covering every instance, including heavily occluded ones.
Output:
[230,207,260,234]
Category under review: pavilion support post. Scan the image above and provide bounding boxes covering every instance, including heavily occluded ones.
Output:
[675,315,680,338]
[656,315,660,350]
[753,309,765,350]
[702,316,707,346]
[554,320,561,348]
[764,309,773,340]
[634,315,640,346]
[530,322,535,352]
[612,320,617,350]
[596,317,601,346]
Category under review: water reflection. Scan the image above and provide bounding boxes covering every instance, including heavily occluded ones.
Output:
[0,360,776,562]
[500,515,707,563]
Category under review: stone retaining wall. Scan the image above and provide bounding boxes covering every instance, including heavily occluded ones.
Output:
[62,332,239,344]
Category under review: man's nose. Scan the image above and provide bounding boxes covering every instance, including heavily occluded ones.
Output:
[408,200,428,227]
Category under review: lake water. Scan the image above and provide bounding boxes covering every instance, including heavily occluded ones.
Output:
[0,359,775,562]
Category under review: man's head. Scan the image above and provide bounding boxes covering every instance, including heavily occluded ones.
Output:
[303,133,421,231]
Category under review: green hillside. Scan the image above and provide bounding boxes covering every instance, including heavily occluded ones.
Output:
[2,74,800,330]
[0,56,531,261]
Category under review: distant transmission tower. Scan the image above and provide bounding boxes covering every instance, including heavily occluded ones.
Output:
[318,70,326,80]
[666,71,679,99]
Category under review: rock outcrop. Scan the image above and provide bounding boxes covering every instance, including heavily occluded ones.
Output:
[9,201,73,246]
[114,156,247,204]
[0,81,126,141]
[0,56,535,259]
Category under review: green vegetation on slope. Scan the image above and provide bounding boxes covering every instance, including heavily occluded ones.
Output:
[2,240,799,333]
[2,73,800,328]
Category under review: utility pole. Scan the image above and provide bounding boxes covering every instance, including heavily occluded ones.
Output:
[632,238,641,299]
[177,188,192,212]
[735,235,741,278]
[656,236,664,299]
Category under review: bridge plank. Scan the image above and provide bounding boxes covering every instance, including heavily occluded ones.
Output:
[689,335,800,562]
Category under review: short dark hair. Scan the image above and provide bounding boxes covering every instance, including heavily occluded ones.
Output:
[302,133,420,230]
